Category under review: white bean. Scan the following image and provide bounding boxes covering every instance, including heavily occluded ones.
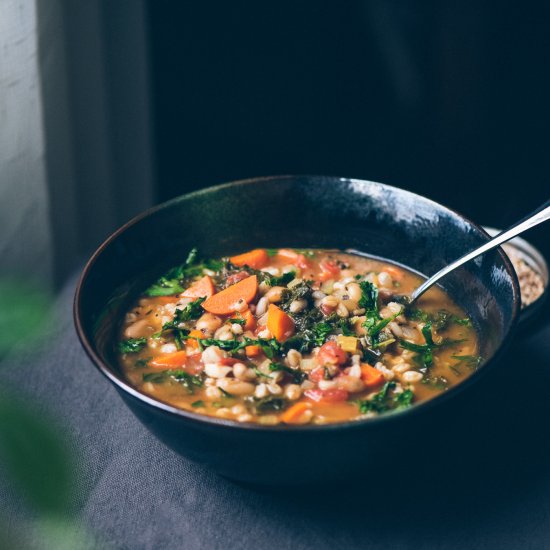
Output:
[233,363,257,381]
[345,282,362,302]
[204,363,232,379]
[336,302,349,318]
[265,286,286,303]
[378,271,393,288]
[402,371,423,383]
[348,364,362,379]
[231,404,246,415]
[255,296,269,317]
[392,362,411,374]
[337,376,365,393]
[289,299,307,313]
[124,319,150,339]
[213,325,234,341]
[321,295,339,308]
[231,323,243,335]
[284,384,302,400]
[254,383,269,398]
[201,345,228,364]
[267,383,283,395]
[160,343,177,354]
[285,349,302,368]
[196,313,223,334]
[205,386,222,399]
[217,379,255,396]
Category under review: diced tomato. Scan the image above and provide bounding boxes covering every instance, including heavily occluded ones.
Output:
[309,367,326,383]
[318,259,340,282]
[317,341,347,366]
[219,357,240,366]
[320,303,336,316]
[277,249,310,270]
[226,271,251,286]
[305,388,349,403]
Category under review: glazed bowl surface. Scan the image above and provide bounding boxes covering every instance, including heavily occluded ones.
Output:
[74,175,520,484]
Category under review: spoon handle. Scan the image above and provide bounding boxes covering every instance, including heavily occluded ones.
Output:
[410,199,550,303]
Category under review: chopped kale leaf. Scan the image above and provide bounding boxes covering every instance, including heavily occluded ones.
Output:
[142,369,204,393]
[451,354,483,369]
[357,381,413,414]
[245,396,289,414]
[118,337,147,354]
[269,362,307,384]
[145,249,223,296]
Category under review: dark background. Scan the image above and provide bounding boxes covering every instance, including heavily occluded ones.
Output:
[148,1,549,255]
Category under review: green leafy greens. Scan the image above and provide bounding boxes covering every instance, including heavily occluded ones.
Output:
[145,248,223,296]
[269,362,307,384]
[118,337,147,354]
[357,381,413,414]
[142,369,204,393]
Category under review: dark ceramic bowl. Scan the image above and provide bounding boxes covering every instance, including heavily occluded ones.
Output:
[74,175,520,485]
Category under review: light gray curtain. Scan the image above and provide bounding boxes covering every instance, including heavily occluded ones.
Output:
[0,0,154,289]
[0,0,54,286]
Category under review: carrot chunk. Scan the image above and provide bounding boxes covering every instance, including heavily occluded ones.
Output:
[186,329,205,350]
[150,350,187,368]
[230,249,269,269]
[360,364,384,388]
[232,309,256,331]
[202,275,258,315]
[182,275,215,298]
[280,402,312,424]
[245,345,262,357]
[266,304,295,342]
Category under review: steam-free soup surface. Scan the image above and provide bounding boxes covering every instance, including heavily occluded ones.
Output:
[118,249,480,425]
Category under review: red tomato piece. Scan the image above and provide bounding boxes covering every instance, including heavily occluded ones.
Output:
[317,341,347,366]
[309,367,326,383]
[219,357,240,366]
[318,259,340,282]
[226,271,251,286]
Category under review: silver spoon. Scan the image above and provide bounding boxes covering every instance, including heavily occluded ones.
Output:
[407,199,550,305]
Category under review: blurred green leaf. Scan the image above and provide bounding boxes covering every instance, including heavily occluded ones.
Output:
[0,279,52,357]
[0,396,73,513]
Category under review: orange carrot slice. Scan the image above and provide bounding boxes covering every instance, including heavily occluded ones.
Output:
[360,364,384,388]
[186,329,205,350]
[202,275,258,315]
[182,275,215,298]
[232,309,256,331]
[280,402,311,424]
[267,304,295,342]
[230,249,269,269]
[245,345,262,357]
[150,350,187,368]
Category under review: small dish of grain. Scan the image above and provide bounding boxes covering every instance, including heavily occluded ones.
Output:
[483,226,548,326]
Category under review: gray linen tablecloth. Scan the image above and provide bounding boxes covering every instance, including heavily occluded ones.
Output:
[1,274,550,550]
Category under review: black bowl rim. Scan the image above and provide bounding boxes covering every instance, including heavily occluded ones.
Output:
[73,175,521,433]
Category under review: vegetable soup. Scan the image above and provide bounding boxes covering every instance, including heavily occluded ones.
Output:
[118,248,480,425]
